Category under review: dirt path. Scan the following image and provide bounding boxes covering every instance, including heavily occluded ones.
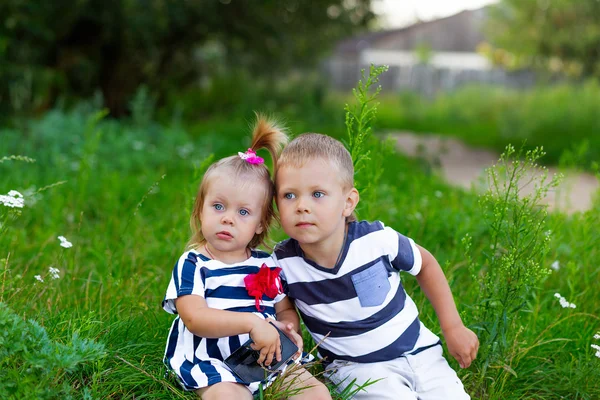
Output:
[391,131,599,213]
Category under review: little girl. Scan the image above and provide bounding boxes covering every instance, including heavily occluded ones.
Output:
[162,116,331,400]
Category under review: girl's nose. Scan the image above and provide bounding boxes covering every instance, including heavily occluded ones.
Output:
[221,214,234,225]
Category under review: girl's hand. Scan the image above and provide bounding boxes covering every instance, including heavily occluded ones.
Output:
[249,319,281,367]
[269,319,304,360]
[443,324,479,368]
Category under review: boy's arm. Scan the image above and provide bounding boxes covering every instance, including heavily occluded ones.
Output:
[275,297,300,333]
[271,252,303,347]
[414,244,479,368]
[273,297,304,357]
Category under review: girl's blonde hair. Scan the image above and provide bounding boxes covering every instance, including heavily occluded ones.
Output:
[188,115,287,250]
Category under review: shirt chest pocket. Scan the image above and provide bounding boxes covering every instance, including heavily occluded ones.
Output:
[351,260,391,307]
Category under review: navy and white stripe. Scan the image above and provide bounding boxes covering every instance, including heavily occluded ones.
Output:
[162,249,285,393]
[274,220,439,364]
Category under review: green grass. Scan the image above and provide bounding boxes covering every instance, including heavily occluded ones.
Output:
[1,94,599,399]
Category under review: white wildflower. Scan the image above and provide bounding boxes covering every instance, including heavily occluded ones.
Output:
[434,190,443,198]
[554,292,576,309]
[551,260,560,271]
[58,236,73,248]
[0,190,25,208]
[592,344,600,358]
[34,275,44,283]
[48,267,60,279]
[594,333,600,340]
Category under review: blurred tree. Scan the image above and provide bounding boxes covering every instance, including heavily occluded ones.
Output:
[486,0,600,78]
[0,0,374,116]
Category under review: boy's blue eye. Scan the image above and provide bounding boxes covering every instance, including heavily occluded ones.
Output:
[313,191,325,198]
[239,209,249,216]
[284,193,295,199]
[213,203,224,211]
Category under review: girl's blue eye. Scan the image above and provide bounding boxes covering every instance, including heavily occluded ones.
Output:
[284,193,295,199]
[313,191,325,198]
[214,204,224,211]
[239,209,249,216]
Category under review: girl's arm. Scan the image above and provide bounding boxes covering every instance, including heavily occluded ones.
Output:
[175,294,281,365]
[414,244,479,368]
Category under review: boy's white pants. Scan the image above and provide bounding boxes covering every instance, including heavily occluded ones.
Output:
[324,344,470,400]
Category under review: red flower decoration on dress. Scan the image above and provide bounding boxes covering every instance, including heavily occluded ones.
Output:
[244,263,283,311]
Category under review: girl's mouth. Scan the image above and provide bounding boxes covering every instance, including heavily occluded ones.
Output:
[216,231,233,240]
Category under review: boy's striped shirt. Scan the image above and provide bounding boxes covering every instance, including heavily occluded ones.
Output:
[274,220,440,364]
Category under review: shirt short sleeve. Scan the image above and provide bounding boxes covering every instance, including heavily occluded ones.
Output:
[162,251,205,314]
[382,224,423,275]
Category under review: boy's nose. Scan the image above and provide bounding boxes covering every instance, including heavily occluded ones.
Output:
[296,200,310,213]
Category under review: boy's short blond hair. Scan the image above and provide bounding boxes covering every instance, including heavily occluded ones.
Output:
[276,133,354,189]
[276,133,357,222]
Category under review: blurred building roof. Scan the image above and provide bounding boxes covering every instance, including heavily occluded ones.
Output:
[335,8,488,55]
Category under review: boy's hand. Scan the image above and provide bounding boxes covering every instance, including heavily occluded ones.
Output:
[269,319,304,359]
[249,319,281,366]
[443,324,479,368]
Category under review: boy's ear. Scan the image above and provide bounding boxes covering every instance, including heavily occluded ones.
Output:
[342,187,360,217]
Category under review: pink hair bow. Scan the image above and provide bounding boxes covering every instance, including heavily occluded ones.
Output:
[238,148,264,164]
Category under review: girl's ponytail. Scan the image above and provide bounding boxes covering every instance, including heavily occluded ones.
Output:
[249,113,288,167]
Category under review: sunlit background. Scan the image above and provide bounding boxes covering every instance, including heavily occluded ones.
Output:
[375,0,497,28]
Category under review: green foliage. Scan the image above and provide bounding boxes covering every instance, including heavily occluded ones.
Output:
[486,0,600,77]
[161,69,334,125]
[344,64,395,220]
[345,65,388,176]
[329,377,382,400]
[463,145,561,395]
[0,0,374,116]
[0,303,105,399]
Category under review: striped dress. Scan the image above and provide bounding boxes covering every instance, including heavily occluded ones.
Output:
[162,249,286,393]
[274,220,441,365]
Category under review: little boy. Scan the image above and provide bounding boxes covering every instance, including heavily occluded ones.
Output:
[273,133,479,399]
